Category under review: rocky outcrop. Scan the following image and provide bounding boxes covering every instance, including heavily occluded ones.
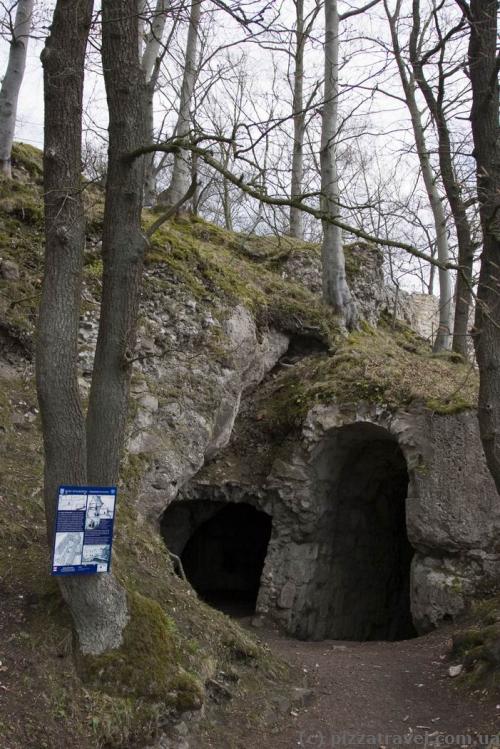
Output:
[281,240,441,341]
[70,219,494,641]
[174,402,500,639]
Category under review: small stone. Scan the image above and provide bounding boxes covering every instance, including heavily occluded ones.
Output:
[291,687,315,708]
[138,393,159,413]
[448,664,463,678]
[1,258,20,281]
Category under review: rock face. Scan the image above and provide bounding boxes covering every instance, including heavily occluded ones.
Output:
[170,403,500,639]
[281,240,441,342]
[71,221,497,641]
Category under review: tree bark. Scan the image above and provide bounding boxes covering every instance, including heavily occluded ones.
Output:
[466,0,500,492]
[142,0,170,205]
[86,0,147,486]
[38,0,129,657]
[290,0,305,239]
[0,0,34,178]
[161,0,201,208]
[410,0,474,358]
[320,0,356,327]
[385,0,453,352]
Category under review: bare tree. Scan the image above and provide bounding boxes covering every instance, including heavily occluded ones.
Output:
[160,0,202,207]
[290,0,305,238]
[37,0,147,654]
[384,0,453,352]
[457,0,500,490]
[409,0,474,357]
[0,0,34,177]
[320,0,356,326]
[141,0,171,204]
[289,0,320,238]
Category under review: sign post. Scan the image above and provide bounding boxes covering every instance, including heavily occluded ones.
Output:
[51,486,117,576]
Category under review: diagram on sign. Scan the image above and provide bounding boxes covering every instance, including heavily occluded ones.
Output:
[51,486,117,576]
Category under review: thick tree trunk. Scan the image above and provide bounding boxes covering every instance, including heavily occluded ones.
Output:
[290,0,305,239]
[410,0,474,357]
[320,0,356,327]
[38,0,129,657]
[0,0,34,178]
[162,0,201,207]
[467,0,500,492]
[385,0,452,352]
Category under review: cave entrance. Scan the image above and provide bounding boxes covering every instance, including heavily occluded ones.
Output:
[161,501,272,617]
[322,423,416,642]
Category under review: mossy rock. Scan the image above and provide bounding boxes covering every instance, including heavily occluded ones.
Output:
[252,324,477,433]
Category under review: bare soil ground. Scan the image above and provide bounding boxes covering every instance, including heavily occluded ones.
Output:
[195,621,500,749]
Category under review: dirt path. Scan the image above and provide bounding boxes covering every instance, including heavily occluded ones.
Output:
[228,625,500,749]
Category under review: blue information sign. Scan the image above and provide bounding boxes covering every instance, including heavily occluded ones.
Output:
[51,486,117,576]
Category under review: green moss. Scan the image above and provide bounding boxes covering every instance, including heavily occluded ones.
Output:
[452,597,500,689]
[253,325,477,432]
[11,142,43,177]
[79,592,192,701]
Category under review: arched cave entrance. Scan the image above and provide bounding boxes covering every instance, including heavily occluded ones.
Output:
[320,422,416,641]
[161,501,272,617]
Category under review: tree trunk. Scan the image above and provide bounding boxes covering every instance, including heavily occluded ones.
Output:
[141,0,170,81]
[141,0,170,204]
[467,0,500,492]
[320,0,356,327]
[38,0,129,657]
[143,81,157,206]
[0,0,34,178]
[410,0,474,358]
[162,0,201,207]
[86,0,147,486]
[385,0,452,352]
[290,0,305,239]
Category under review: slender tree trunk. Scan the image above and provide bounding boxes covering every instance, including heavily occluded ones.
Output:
[290,0,305,239]
[410,0,474,357]
[466,0,500,492]
[385,0,452,352]
[141,0,170,80]
[221,145,233,230]
[0,0,34,178]
[223,178,232,230]
[143,81,157,206]
[162,0,201,207]
[320,0,356,327]
[142,0,170,204]
[86,0,147,486]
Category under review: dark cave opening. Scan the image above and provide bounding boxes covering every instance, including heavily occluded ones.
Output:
[162,501,272,617]
[324,423,416,642]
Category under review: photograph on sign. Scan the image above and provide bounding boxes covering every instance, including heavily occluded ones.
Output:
[51,486,117,576]
[53,532,84,567]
